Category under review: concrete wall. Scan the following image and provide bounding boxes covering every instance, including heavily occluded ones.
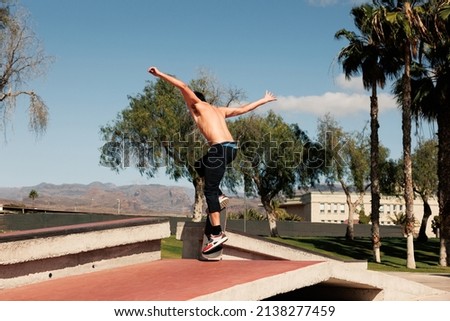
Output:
[226,219,404,238]
[0,217,170,289]
[165,217,405,238]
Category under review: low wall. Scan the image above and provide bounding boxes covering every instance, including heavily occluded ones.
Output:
[176,221,368,266]
[226,220,404,237]
[169,217,404,237]
[0,217,170,289]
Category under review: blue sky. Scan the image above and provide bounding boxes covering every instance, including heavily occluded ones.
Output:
[0,0,435,188]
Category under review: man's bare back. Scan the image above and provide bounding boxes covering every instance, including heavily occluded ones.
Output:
[191,101,234,144]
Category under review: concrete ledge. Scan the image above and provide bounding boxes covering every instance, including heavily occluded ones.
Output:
[328,264,448,300]
[176,221,366,267]
[191,260,447,301]
[191,261,332,301]
[0,217,170,289]
[177,221,313,260]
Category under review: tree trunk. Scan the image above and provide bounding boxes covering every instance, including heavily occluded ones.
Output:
[340,179,355,240]
[371,224,381,263]
[417,195,432,243]
[345,205,355,241]
[192,176,204,222]
[262,198,279,237]
[439,238,448,267]
[267,211,279,237]
[370,85,381,263]
[437,99,450,266]
[402,45,416,269]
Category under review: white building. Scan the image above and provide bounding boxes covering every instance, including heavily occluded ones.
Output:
[280,191,438,237]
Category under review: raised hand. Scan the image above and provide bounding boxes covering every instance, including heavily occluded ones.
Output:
[264,90,277,103]
[148,66,160,76]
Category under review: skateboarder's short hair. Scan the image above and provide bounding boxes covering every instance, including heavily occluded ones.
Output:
[194,91,206,102]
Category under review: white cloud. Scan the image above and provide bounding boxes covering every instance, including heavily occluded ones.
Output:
[334,73,365,92]
[242,73,397,118]
[272,91,396,116]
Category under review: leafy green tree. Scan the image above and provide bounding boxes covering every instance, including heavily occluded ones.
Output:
[28,189,38,202]
[345,130,374,239]
[100,72,244,221]
[359,209,371,224]
[317,114,356,240]
[432,215,441,238]
[379,158,403,196]
[316,115,381,241]
[379,139,437,243]
[0,1,52,137]
[0,1,9,26]
[412,139,438,242]
[228,111,312,236]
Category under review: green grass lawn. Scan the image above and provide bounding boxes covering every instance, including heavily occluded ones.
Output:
[161,235,450,273]
[161,236,183,259]
[272,236,450,273]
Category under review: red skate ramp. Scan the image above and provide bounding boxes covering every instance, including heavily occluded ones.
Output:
[0,260,322,301]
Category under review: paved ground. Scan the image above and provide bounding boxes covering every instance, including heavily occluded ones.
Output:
[385,272,450,300]
[1,258,448,301]
[0,260,320,301]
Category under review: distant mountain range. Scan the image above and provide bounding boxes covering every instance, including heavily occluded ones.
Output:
[0,182,195,216]
[0,182,260,217]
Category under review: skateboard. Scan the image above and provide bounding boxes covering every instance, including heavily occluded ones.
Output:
[200,207,227,261]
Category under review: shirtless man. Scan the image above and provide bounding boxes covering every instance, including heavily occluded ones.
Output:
[148,66,276,253]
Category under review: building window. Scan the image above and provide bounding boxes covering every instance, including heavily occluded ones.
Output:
[320,203,325,214]
[340,203,345,214]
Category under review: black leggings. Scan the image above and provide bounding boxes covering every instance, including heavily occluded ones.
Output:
[195,142,237,214]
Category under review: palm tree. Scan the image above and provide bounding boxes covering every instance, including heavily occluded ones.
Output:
[370,0,430,269]
[396,0,450,266]
[335,2,401,262]
[430,0,450,267]
[28,189,38,206]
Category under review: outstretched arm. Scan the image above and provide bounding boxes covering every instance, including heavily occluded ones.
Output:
[148,66,200,107]
[222,91,277,118]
